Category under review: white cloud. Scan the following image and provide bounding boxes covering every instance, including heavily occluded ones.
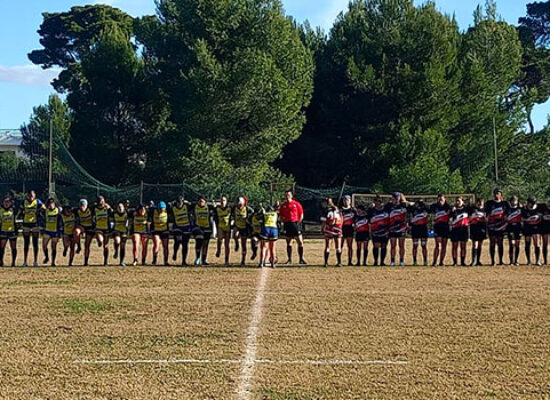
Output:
[0,64,60,87]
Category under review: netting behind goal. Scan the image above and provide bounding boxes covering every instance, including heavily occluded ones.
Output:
[352,193,477,208]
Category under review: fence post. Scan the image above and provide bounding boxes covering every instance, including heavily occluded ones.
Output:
[140,180,144,205]
[337,180,347,204]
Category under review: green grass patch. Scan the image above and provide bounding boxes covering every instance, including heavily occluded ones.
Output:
[62,299,113,314]
[3,279,73,287]
[259,388,312,400]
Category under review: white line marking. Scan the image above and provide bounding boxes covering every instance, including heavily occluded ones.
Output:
[237,266,270,399]
[74,358,408,366]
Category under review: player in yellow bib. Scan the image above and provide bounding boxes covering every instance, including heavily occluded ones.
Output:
[259,205,279,268]
[112,202,129,266]
[170,196,193,266]
[17,190,44,267]
[93,196,113,266]
[0,196,18,267]
[61,205,76,266]
[250,207,263,262]
[41,198,62,266]
[149,201,170,265]
[74,199,94,266]
[214,196,232,266]
[192,196,213,266]
[232,196,253,266]
[131,204,150,265]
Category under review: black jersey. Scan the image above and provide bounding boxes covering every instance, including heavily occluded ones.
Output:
[506,205,523,228]
[450,206,469,229]
[429,202,451,225]
[485,200,509,232]
[354,210,370,233]
[386,202,408,234]
[522,205,543,227]
[368,207,389,237]
[341,206,356,227]
[469,206,487,226]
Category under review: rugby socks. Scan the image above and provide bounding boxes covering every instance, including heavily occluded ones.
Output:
[298,246,305,263]
[525,242,531,264]
[461,255,466,266]
[182,237,189,265]
[508,244,514,265]
[373,247,379,265]
[103,248,109,266]
[251,242,258,260]
[324,250,329,266]
[477,248,482,265]
[120,246,126,265]
[452,256,457,266]
[0,247,4,266]
[43,248,49,264]
[114,242,119,259]
[336,250,342,266]
[535,246,540,264]
[286,245,292,263]
[543,245,548,265]
[380,247,387,265]
[195,239,203,261]
[363,248,368,266]
[23,235,30,261]
[356,248,361,266]
[11,247,17,267]
[173,237,181,261]
[51,248,56,266]
[498,243,504,265]
[32,236,39,262]
[489,244,495,265]
[515,246,520,265]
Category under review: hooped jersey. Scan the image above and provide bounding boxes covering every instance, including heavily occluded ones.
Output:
[522,206,542,226]
[506,206,522,227]
[114,212,128,233]
[62,212,75,236]
[22,199,43,224]
[172,204,191,227]
[341,207,356,226]
[152,209,169,232]
[215,206,232,231]
[194,205,211,229]
[324,208,343,235]
[0,206,16,232]
[354,212,370,233]
[485,200,509,231]
[369,207,389,237]
[76,208,93,228]
[94,206,110,230]
[408,205,429,226]
[469,207,487,226]
[45,207,61,232]
[429,203,451,225]
[387,203,407,233]
[450,207,469,228]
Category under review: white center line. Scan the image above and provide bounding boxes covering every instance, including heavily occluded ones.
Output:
[74,358,409,366]
[236,266,270,400]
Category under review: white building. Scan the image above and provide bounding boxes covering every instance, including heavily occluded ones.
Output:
[0,129,25,158]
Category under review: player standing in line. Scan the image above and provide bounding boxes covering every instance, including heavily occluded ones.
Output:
[259,205,279,268]
[485,189,508,266]
[61,205,76,266]
[233,196,253,266]
[340,195,356,266]
[93,195,113,266]
[321,198,344,267]
[279,190,307,265]
[408,200,429,266]
[0,196,18,267]
[214,196,232,266]
[429,194,451,266]
[542,200,550,265]
[18,190,43,267]
[387,192,409,266]
[354,205,370,266]
[193,195,214,266]
[369,195,390,266]
[41,198,62,266]
[131,204,149,265]
[170,196,193,266]
[522,197,542,266]
[506,196,522,265]
[150,201,170,266]
[250,207,263,262]
[449,197,469,266]
[112,202,129,266]
[74,199,94,266]
[468,198,487,266]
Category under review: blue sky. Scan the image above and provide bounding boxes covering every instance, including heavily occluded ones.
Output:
[0,0,547,130]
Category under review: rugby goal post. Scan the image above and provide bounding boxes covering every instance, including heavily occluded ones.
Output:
[351,193,476,208]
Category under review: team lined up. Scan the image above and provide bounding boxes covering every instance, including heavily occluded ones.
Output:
[0,190,307,268]
[321,189,550,267]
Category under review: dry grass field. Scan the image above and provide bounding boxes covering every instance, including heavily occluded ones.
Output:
[1,239,550,399]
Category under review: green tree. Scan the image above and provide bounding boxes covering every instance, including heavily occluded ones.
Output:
[135,0,314,189]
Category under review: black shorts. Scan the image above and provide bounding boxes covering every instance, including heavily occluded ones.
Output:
[112,231,128,239]
[372,235,388,244]
[236,227,250,238]
[284,222,301,238]
[355,231,370,242]
[76,225,94,236]
[450,226,469,242]
[434,223,449,239]
[507,225,522,240]
[0,231,17,240]
[488,229,506,238]
[153,231,170,240]
[389,231,406,238]
[193,227,212,241]
[411,225,428,239]
[470,225,487,242]
[541,223,550,235]
[95,228,110,236]
[342,225,354,239]
[523,225,540,237]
